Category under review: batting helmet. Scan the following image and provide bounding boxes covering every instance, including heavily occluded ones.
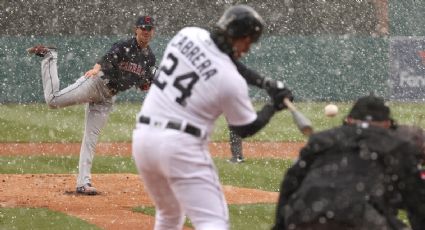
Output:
[216,5,264,43]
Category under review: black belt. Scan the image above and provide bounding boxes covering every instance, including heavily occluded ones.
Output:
[139,116,202,138]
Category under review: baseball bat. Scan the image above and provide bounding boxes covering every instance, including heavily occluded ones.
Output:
[283,98,313,136]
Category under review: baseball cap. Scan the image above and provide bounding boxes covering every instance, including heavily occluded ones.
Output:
[136,16,155,28]
[348,95,390,121]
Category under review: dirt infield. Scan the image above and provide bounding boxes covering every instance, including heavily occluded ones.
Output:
[0,142,305,229]
[0,142,304,159]
[0,174,279,230]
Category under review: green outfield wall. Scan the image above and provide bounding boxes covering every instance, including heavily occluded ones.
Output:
[1,0,423,103]
[0,36,388,103]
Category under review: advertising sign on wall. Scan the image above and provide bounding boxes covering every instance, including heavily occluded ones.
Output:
[389,37,425,101]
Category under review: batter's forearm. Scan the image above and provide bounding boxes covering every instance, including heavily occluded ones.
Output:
[235,60,284,92]
[234,60,265,88]
[229,104,275,138]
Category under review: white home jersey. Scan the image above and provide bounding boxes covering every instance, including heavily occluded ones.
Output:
[139,27,257,137]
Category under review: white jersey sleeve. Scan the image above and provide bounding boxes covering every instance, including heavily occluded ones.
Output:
[219,70,257,126]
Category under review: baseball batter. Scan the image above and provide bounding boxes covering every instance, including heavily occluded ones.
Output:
[27,16,156,195]
[132,5,293,230]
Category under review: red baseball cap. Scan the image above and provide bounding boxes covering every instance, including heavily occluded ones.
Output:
[136,16,155,28]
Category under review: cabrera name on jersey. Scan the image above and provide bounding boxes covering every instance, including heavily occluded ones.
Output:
[171,32,218,80]
[140,27,257,134]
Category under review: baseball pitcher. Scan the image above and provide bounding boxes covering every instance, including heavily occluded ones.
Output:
[27,16,156,195]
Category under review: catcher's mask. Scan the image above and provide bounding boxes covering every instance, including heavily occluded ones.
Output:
[348,95,391,122]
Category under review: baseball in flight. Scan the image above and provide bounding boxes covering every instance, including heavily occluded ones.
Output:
[324,104,338,117]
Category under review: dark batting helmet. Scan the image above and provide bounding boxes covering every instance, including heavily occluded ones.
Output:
[216,5,264,43]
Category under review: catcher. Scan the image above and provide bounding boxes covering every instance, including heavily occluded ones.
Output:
[273,95,425,230]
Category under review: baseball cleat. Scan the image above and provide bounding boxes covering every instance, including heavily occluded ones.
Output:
[76,183,98,195]
[227,156,245,164]
[26,45,56,57]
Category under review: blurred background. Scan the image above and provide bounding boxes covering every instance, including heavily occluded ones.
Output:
[1,0,424,103]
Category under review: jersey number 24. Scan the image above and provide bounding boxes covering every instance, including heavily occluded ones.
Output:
[153,53,199,107]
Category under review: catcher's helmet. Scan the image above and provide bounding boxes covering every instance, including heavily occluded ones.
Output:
[216,5,264,43]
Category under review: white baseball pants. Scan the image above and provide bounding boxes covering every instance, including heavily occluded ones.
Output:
[132,123,229,230]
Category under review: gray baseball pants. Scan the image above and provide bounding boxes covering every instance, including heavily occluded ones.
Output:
[41,50,116,187]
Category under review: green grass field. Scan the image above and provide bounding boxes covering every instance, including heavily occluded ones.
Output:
[1,101,424,143]
[1,102,422,229]
[0,207,100,230]
[133,203,276,229]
